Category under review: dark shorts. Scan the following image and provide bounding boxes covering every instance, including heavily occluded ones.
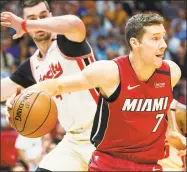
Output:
[89,151,163,171]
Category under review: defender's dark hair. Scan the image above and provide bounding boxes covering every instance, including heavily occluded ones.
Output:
[21,0,50,13]
[125,13,164,50]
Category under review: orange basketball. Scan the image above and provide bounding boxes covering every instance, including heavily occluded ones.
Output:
[8,91,58,138]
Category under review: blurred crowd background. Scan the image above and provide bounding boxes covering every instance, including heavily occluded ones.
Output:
[0,0,186,171]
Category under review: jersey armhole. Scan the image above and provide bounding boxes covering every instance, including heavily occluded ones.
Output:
[104,61,121,103]
[105,83,121,102]
[167,62,173,95]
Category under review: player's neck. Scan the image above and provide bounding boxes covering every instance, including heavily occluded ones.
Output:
[34,36,54,57]
[129,53,156,82]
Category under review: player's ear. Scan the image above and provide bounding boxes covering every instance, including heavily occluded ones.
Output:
[130,38,140,49]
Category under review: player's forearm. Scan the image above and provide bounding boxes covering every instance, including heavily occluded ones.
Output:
[0,78,23,102]
[26,15,86,42]
[26,73,93,96]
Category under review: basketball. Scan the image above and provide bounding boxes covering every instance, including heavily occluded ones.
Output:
[8,90,58,138]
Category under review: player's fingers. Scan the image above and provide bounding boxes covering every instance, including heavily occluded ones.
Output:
[1,12,13,18]
[0,16,9,21]
[1,13,12,22]
[3,106,14,127]
[0,21,11,27]
[4,105,10,119]
[16,87,22,96]
[5,93,17,109]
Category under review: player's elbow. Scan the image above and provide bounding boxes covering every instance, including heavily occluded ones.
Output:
[72,15,86,42]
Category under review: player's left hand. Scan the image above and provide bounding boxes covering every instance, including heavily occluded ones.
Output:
[0,11,26,39]
[5,87,22,126]
[178,149,186,156]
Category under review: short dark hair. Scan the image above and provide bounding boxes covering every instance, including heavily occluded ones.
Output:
[21,0,50,14]
[125,13,164,50]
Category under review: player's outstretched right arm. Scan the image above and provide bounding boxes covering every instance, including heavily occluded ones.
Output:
[26,60,120,98]
[0,77,24,102]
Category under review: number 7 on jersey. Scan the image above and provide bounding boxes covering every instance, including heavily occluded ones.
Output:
[152,113,164,132]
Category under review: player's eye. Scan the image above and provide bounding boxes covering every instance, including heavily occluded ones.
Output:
[28,17,37,20]
[40,15,47,19]
[152,37,159,40]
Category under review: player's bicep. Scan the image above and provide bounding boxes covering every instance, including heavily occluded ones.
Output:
[59,62,104,93]
[58,61,117,94]
[0,77,24,102]
[83,60,119,91]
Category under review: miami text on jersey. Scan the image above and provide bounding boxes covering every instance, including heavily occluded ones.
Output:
[122,97,168,112]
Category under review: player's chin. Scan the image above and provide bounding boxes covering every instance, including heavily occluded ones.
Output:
[34,34,51,42]
[154,58,163,68]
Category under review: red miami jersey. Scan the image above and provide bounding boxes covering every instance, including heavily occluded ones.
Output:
[90,56,173,164]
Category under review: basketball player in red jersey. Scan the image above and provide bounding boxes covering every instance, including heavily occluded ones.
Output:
[5,13,185,171]
[1,0,98,171]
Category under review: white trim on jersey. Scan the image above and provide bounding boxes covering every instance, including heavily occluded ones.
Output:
[92,98,104,142]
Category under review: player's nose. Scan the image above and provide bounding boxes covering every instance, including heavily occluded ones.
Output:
[160,38,167,50]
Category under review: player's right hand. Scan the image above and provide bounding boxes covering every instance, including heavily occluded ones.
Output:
[0,11,26,39]
[5,87,22,126]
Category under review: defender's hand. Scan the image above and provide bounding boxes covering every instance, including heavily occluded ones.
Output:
[167,131,186,150]
[1,11,26,39]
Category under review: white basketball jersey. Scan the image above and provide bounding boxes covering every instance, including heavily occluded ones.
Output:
[29,40,98,141]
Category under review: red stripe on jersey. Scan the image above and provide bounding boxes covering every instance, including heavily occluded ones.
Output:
[76,58,99,103]
[77,59,84,69]
[89,55,95,63]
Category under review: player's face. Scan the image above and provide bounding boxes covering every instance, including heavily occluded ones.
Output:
[23,2,51,42]
[138,24,167,68]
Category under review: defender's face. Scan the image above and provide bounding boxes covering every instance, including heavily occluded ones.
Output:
[23,2,51,42]
[138,24,167,68]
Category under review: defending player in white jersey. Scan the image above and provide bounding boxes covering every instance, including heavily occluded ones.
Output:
[0,0,97,171]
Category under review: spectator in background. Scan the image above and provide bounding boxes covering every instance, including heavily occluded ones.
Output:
[49,1,64,16]
[96,1,115,16]
[121,1,134,16]
[15,134,43,171]
[76,1,89,18]
[173,22,186,41]
[1,35,15,78]
[106,32,120,60]
[94,35,108,61]
[14,133,55,171]
[167,28,181,55]
[4,36,20,67]
[90,15,112,45]
[171,8,186,33]
[105,2,128,27]
[0,104,18,171]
